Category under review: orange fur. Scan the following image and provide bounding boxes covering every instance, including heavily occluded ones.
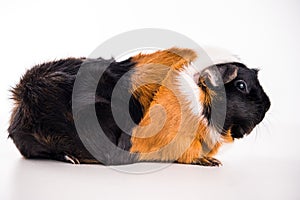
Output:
[130,67,209,163]
[130,47,197,111]
[132,47,197,70]
[199,77,217,106]
[130,48,233,164]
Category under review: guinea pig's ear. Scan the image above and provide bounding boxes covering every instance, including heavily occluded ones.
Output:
[200,64,239,87]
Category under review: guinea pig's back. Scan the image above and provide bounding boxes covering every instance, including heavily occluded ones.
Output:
[8,58,99,163]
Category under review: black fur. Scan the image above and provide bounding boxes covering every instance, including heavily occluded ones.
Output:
[224,64,270,138]
[202,63,270,139]
[8,57,143,164]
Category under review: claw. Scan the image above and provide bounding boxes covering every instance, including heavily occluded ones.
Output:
[192,157,222,167]
[64,155,80,164]
[206,157,222,166]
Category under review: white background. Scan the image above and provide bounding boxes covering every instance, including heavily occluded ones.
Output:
[0,0,300,199]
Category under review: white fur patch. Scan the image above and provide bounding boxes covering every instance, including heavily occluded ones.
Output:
[208,127,222,145]
[176,46,241,144]
[177,63,222,144]
[177,64,203,116]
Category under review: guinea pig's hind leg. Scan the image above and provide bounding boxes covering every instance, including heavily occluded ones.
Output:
[192,157,222,167]
[53,153,102,164]
[46,153,80,164]
[63,154,80,164]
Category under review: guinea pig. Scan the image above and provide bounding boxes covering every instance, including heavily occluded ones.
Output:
[8,47,270,166]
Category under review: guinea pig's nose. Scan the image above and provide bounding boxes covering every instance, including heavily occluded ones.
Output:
[264,96,271,112]
[266,101,270,112]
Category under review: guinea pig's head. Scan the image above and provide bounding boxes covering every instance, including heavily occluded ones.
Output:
[199,62,271,139]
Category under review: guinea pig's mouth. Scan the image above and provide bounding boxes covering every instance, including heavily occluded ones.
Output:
[230,125,253,139]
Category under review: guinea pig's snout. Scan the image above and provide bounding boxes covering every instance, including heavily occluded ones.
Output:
[262,93,271,113]
[258,93,271,122]
[265,97,271,112]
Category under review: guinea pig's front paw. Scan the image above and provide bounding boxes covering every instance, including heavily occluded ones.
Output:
[192,157,222,167]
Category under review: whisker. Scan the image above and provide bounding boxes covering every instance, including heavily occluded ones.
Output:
[261,119,272,136]
[254,125,259,142]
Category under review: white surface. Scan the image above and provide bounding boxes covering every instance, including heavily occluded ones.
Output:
[2,155,300,200]
[1,0,300,199]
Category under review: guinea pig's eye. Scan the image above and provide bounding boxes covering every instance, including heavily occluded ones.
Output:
[234,80,249,93]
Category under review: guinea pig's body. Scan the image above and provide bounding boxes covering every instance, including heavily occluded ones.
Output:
[8,48,270,166]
